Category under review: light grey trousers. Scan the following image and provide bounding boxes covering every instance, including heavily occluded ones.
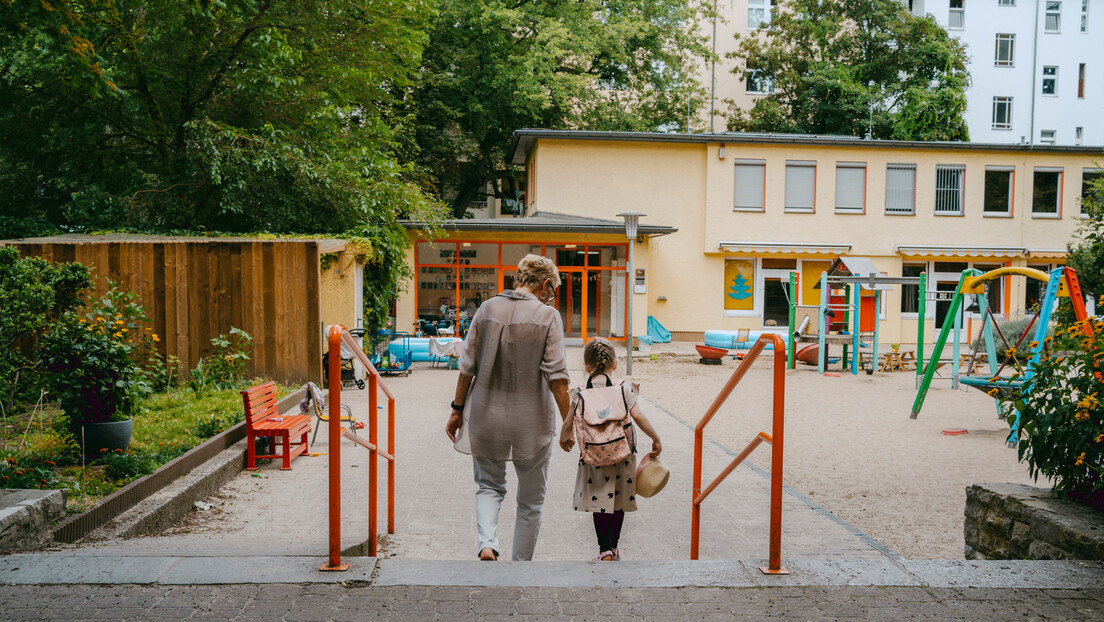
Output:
[472,443,552,561]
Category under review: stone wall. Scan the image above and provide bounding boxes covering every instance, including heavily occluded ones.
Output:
[0,489,66,553]
[965,483,1104,560]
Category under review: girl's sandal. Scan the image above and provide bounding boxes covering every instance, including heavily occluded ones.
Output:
[479,547,498,561]
[611,548,620,561]
[592,551,615,562]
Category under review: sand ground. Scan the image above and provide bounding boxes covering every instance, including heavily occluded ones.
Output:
[628,344,1042,560]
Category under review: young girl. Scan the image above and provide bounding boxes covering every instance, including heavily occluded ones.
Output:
[559,338,662,561]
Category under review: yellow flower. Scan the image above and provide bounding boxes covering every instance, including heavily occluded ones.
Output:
[987,388,1000,397]
[1028,341,1038,349]
[1096,434,1104,443]
[1075,452,1085,466]
[152,333,160,342]
[1004,348,1015,357]
[1075,409,1090,422]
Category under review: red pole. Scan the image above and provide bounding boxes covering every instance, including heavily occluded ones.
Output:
[322,326,349,571]
[368,369,378,556]
[761,334,789,575]
[387,397,395,534]
[691,428,702,560]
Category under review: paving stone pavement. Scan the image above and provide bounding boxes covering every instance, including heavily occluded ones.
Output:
[2,583,1103,621]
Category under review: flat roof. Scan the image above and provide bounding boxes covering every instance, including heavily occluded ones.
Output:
[507,129,1103,165]
[1,233,348,254]
[402,211,677,237]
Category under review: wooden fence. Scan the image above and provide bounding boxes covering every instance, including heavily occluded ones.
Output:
[6,237,342,384]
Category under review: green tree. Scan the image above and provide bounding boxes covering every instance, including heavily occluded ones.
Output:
[1067,166,1104,300]
[408,0,714,216]
[726,0,970,141]
[0,0,444,234]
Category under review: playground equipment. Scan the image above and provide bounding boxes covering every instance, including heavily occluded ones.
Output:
[322,326,396,571]
[370,330,414,375]
[786,257,922,376]
[691,334,788,574]
[910,266,1090,444]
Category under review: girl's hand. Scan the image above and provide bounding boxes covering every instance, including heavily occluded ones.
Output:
[559,422,575,452]
[648,438,662,459]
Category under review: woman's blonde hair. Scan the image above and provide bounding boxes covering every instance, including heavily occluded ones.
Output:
[583,338,616,375]
[515,254,560,289]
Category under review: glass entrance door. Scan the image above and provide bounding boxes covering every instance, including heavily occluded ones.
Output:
[763,278,791,327]
[556,271,583,339]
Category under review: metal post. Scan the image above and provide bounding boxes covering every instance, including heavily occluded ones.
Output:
[388,397,395,534]
[762,335,787,575]
[818,272,827,375]
[852,283,861,375]
[322,326,349,571]
[872,287,881,373]
[627,239,634,376]
[916,272,926,388]
[788,272,797,370]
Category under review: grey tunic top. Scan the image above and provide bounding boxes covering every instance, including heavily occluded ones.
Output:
[453,290,570,462]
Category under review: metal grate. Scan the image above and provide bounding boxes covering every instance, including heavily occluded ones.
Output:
[934,166,965,215]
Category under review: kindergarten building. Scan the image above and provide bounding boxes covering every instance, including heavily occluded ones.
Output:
[398,130,1102,345]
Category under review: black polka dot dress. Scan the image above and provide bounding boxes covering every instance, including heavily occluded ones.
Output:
[571,383,638,514]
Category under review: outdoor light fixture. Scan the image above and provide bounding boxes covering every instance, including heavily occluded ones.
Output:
[718,144,727,159]
[617,211,646,375]
[462,242,471,247]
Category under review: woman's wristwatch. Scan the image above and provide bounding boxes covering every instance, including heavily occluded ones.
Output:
[450,401,465,411]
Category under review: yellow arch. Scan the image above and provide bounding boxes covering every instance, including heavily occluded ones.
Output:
[960,267,1050,295]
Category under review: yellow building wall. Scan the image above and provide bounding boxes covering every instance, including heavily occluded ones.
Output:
[528,138,1094,343]
[320,251,360,333]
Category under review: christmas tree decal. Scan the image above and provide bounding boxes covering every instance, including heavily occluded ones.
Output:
[728,273,751,300]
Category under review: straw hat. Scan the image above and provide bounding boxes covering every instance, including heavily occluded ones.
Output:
[634,453,670,498]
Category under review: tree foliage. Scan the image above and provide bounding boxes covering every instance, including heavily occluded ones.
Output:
[0,0,444,234]
[726,0,970,141]
[408,0,714,216]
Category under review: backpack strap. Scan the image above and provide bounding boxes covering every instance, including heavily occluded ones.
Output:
[586,372,613,389]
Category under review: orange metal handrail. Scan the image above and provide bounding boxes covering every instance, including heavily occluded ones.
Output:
[322,325,397,571]
[691,334,788,575]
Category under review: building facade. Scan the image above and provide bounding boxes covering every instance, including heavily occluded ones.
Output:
[704,1,1102,146]
[395,130,1101,345]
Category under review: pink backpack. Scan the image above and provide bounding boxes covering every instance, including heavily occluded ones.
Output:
[573,373,635,467]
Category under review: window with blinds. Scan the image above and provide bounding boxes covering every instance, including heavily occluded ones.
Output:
[834,163,866,213]
[733,161,766,211]
[934,165,965,215]
[784,161,815,212]
[885,164,916,214]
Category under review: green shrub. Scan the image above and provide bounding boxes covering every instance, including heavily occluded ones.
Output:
[193,409,243,438]
[0,456,62,489]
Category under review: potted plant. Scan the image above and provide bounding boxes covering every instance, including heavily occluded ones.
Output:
[42,285,154,458]
[890,343,900,353]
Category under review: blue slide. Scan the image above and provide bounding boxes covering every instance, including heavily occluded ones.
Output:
[647,316,671,343]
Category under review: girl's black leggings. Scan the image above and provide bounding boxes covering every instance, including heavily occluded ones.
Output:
[592,510,625,552]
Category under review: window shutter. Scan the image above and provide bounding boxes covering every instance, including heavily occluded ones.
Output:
[784,164,815,211]
[734,163,765,210]
[835,165,866,212]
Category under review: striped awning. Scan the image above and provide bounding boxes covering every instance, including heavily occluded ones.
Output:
[895,244,1026,258]
[719,241,851,255]
[1024,248,1068,259]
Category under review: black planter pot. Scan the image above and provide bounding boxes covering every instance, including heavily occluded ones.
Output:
[78,420,133,459]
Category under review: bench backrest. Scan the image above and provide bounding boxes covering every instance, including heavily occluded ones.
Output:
[242,382,280,430]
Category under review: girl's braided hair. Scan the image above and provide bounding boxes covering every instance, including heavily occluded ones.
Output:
[583,337,616,375]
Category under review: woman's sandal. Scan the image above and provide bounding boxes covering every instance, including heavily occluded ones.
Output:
[592,550,615,562]
[479,547,498,561]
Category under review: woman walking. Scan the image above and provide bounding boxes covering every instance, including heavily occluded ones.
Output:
[446,254,572,561]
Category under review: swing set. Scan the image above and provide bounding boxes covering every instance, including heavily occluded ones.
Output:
[910,266,1091,444]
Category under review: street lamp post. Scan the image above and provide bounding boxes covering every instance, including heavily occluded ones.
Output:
[617,211,645,376]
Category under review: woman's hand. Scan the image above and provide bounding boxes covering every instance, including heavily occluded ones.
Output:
[558,419,575,452]
[648,438,662,459]
[446,410,463,442]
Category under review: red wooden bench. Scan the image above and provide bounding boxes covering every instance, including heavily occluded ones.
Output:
[242,382,311,470]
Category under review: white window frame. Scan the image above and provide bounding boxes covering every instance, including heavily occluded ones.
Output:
[885,163,917,215]
[983,166,1015,217]
[1082,0,1089,32]
[934,165,966,216]
[998,0,1016,5]
[747,0,774,30]
[1040,129,1057,144]
[1045,1,1061,32]
[745,68,774,94]
[1032,167,1063,217]
[1041,66,1058,96]
[992,96,1013,129]
[949,0,965,29]
[723,258,852,322]
[733,159,766,212]
[1075,126,1084,145]
[784,161,816,213]
[834,162,867,214]
[994,34,1015,67]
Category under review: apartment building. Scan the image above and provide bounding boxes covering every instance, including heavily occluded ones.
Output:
[704,1,1102,146]
[398,130,1101,345]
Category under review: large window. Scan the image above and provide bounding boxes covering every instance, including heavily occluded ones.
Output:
[1042,66,1058,95]
[885,164,916,215]
[784,161,816,212]
[834,162,866,213]
[1032,168,1062,216]
[1045,1,1061,32]
[934,165,966,215]
[1082,168,1103,216]
[994,34,1015,66]
[992,97,1012,129]
[901,263,925,314]
[949,0,964,28]
[747,0,775,29]
[733,160,766,211]
[984,167,1014,216]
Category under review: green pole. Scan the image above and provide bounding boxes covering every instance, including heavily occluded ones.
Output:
[911,271,970,419]
[916,272,926,387]
[818,272,828,375]
[788,271,797,369]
